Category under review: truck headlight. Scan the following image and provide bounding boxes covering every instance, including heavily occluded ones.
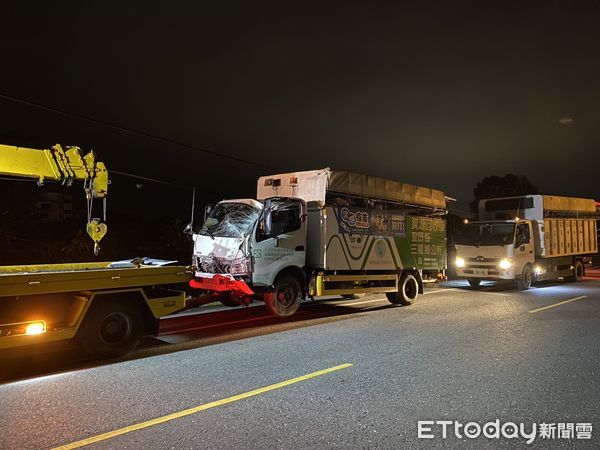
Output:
[498,258,513,269]
[455,257,465,268]
[230,258,251,275]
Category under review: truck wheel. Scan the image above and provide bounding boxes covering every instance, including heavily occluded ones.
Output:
[468,278,482,289]
[565,260,584,282]
[386,273,418,306]
[78,300,144,358]
[517,265,533,290]
[264,275,302,317]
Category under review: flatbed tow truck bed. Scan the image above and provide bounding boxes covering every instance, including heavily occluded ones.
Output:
[0,261,193,357]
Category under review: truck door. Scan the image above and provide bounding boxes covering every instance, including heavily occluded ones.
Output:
[513,221,535,274]
[252,198,307,286]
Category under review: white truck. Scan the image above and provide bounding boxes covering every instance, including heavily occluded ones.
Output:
[190,168,448,316]
[454,195,598,289]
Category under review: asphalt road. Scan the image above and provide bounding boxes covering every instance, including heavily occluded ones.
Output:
[1,278,600,449]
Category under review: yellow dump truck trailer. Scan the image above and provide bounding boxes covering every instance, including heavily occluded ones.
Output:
[0,260,192,356]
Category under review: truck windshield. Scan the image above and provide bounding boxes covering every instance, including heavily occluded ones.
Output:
[455,223,515,246]
[199,203,261,238]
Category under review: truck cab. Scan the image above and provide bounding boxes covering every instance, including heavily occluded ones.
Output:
[454,219,536,288]
[191,197,308,316]
[454,195,598,289]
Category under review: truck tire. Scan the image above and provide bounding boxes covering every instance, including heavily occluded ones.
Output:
[565,260,584,282]
[78,299,144,358]
[468,278,482,289]
[386,273,418,306]
[517,265,533,290]
[264,275,302,317]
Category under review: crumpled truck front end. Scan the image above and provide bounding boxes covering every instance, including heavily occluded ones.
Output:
[190,199,262,303]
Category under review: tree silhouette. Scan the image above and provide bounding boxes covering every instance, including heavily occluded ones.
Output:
[470,174,539,215]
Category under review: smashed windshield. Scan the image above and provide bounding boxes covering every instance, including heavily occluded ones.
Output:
[200,203,261,238]
[455,223,515,246]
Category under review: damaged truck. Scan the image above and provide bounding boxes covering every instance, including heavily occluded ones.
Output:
[190,168,448,317]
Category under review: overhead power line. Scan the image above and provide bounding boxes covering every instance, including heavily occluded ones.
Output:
[110,170,191,189]
[0,92,272,170]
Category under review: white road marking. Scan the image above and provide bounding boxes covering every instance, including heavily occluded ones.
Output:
[528,295,589,314]
[347,298,388,307]
[347,288,459,306]
[477,290,509,297]
[163,297,393,334]
[161,315,274,334]
[162,289,461,334]
[423,288,458,295]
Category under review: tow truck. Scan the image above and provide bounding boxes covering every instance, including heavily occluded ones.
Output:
[0,143,192,357]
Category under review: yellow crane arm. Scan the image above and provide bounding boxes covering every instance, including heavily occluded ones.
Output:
[0,143,108,196]
[0,143,109,254]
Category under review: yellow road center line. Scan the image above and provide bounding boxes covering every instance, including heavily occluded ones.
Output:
[528,295,589,314]
[52,363,353,450]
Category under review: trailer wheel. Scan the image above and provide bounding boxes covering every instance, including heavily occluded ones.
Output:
[78,300,144,358]
[468,278,482,289]
[517,265,533,290]
[565,260,584,282]
[264,275,302,317]
[386,273,418,306]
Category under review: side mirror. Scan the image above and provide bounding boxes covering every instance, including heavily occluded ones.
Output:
[203,204,213,222]
[263,199,273,236]
[183,223,195,241]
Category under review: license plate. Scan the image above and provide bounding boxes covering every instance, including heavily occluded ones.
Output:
[474,269,487,276]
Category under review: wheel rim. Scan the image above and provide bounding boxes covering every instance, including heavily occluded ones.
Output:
[404,278,418,299]
[277,285,297,307]
[99,312,132,345]
[525,269,532,286]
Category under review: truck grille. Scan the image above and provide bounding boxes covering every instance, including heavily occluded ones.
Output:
[466,257,500,263]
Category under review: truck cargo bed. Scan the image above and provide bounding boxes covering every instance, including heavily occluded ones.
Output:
[0,262,192,297]
[542,218,597,257]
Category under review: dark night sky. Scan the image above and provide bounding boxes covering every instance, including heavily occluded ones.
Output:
[1,1,599,218]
